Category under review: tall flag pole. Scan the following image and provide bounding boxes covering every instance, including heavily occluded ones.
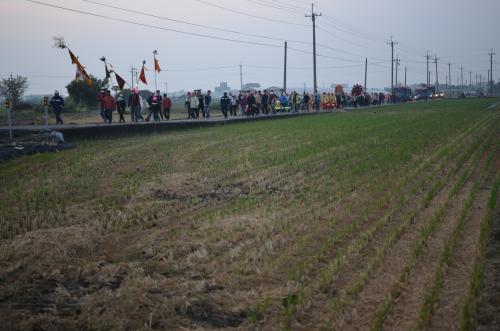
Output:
[139,60,148,85]
[53,36,93,87]
[153,50,161,91]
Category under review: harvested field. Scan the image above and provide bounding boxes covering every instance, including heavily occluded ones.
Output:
[0,99,499,330]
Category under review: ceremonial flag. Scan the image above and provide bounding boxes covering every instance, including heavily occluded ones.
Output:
[69,49,79,65]
[115,72,126,91]
[68,49,92,86]
[139,61,147,85]
[153,50,161,73]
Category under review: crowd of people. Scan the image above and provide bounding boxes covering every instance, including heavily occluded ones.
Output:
[101,87,172,124]
[183,90,388,119]
[49,87,389,125]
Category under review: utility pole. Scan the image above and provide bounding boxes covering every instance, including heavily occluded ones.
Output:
[487,70,490,93]
[448,62,452,89]
[405,66,407,86]
[240,63,243,90]
[283,41,288,92]
[489,49,495,96]
[395,57,400,86]
[426,52,431,86]
[388,36,398,95]
[434,55,439,90]
[364,58,368,91]
[460,66,464,91]
[165,82,168,96]
[305,4,321,95]
[130,66,137,88]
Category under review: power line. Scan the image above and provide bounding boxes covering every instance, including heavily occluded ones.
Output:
[316,26,386,53]
[245,0,304,14]
[192,0,308,26]
[83,0,311,45]
[85,0,371,59]
[27,0,284,49]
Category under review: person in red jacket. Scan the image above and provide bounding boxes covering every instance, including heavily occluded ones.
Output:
[102,90,116,124]
[162,94,171,120]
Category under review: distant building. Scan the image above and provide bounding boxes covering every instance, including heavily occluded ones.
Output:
[214,82,231,96]
[244,83,261,90]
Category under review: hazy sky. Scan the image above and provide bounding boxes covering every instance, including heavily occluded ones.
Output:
[1,0,499,95]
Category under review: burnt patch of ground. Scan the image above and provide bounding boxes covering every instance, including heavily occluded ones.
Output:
[0,143,74,162]
[0,269,127,319]
[0,131,74,163]
[175,300,247,328]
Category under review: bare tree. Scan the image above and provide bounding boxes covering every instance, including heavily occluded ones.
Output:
[0,75,29,107]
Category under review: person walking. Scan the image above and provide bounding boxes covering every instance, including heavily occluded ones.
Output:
[247,92,256,116]
[198,91,204,118]
[102,90,116,123]
[49,90,64,125]
[220,92,230,119]
[261,90,270,115]
[128,87,143,122]
[303,92,310,112]
[279,92,288,112]
[162,94,171,120]
[145,90,161,122]
[97,89,107,123]
[116,93,126,123]
[204,90,212,119]
[292,91,300,113]
[238,92,245,115]
[230,93,237,116]
[189,91,199,119]
[255,90,262,115]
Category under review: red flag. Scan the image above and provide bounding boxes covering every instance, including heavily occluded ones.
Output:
[153,50,161,73]
[139,64,147,85]
[154,58,161,73]
[115,72,126,90]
